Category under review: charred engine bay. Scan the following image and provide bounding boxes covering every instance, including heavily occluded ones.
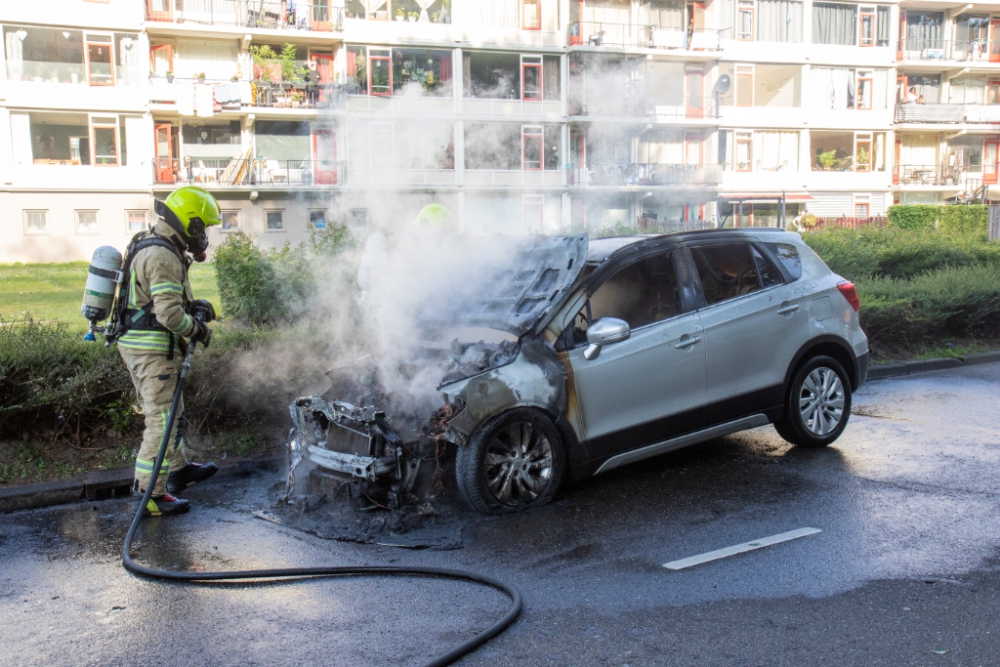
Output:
[286,337,519,514]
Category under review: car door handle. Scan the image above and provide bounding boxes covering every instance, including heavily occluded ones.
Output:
[776,304,800,315]
[675,336,702,349]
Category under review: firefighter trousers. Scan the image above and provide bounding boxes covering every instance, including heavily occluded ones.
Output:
[119,346,189,496]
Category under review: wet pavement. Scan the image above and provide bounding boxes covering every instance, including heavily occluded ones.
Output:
[3,362,1000,666]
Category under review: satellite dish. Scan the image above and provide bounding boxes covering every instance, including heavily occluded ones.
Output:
[714,74,732,94]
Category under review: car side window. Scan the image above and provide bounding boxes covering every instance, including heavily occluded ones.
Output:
[691,243,761,306]
[572,252,681,345]
[751,245,784,288]
[762,242,802,280]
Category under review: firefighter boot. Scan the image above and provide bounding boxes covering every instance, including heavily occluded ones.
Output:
[142,493,191,518]
[167,461,219,495]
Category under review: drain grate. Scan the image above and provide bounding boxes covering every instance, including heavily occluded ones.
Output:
[80,466,133,500]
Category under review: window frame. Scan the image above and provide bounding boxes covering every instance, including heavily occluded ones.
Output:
[125,209,148,232]
[856,70,873,109]
[688,242,771,308]
[23,210,49,235]
[522,125,544,171]
[521,56,542,101]
[75,209,100,235]
[854,194,871,218]
[522,0,541,31]
[90,114,120,167]
[859,6,876,47]
[368,49,392,97]
[84,32,115,86]
[522,194,545,232]
[309,209,328,230]
[737,0,755,41]
[735,130,753,172]
[735,64,754,107]
[265,209,285,232]
[220,209,241,232]
[855,132,873,172]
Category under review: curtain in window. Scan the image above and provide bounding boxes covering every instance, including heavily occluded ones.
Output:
[876,6,889,46]
[439,54,452,82]
[471,0,521,29]
[949,78,985,104]
[905,12,943,50]
[810,68,850,109]
[719,0,735,35]
[757,0,803,43]
[118,36,140,86]
[177,40,238,79]
[413,0,435,22]
[543,56,559,99]
[753,131,798,170]
[5,31,24,80]
[872,69,888,108]
[812,3,857,46]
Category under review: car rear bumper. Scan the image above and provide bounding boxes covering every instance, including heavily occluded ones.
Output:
[855,350,869,390]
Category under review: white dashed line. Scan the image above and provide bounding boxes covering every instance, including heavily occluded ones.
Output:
[663,527,822,570]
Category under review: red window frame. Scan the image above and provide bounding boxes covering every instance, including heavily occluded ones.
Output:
[736,65,754,107]
[857,72,873,109]
[86,36,115,87]
[523,0,541,30]
[855,134,872,172]
[522,60,542,101]
[735,132,753,172]
[570,132,585,184]
[737,1,755,41]
[312,127,338,185]
[149,44,174,76]
[369,50,392,97]
[685,131,704,167]
[859,7,875,47]
[854,202,870,218]
[522,126,543,171]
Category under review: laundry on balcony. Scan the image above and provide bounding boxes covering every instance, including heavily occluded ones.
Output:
[176,81,195,116]
[214,81,242,110]
[195,83,216,116]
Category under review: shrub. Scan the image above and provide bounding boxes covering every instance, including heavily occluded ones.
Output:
[214,226,353,326]
[887,204,937,231]
[938,205,987,237]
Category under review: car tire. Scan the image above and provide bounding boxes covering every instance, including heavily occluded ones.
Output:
[456,408,566,514]
[775,355,852,448]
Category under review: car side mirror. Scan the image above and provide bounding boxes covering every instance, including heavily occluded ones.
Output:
[584,317,630,360]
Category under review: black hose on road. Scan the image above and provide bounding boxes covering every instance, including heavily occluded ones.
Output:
[121,339,522,667]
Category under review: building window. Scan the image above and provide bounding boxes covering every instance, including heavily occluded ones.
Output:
[737,0,755,40]
[309,210,327,229]
[856,70,873,109]
[735,131,753,171]
[854,195,871,218]
[221,210,240,232]
[24,210,49,235]
[812,131,886,171]
[266,210,284,231]
[91,116,120,166]
[126,210,148,232]
[522,125,543,171]
[859,6,875,46]
[523,195,544,232]
[76,210,99,234]
[522,56,542,100]
[349,208,368,228]
[523,0,541,30]
[85,34,114,86]
[369,49,392,96]
[736,65,754,107]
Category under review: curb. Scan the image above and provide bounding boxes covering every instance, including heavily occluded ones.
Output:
[867,349,1000,380]
[0,456,283,514]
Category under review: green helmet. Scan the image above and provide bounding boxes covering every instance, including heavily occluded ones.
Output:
[162,186,221,237]
[413,203,455,232]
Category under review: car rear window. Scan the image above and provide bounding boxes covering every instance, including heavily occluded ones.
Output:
[763,242,802,280]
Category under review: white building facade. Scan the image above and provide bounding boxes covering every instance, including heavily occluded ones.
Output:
[1,0,997,262]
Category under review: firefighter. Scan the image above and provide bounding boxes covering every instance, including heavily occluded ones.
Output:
[116,186,220,517]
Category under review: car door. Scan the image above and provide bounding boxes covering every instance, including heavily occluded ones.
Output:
[568,250,707,459]
[687,240,805,412]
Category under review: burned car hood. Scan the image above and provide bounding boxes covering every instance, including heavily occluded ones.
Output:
[419,234,588,337]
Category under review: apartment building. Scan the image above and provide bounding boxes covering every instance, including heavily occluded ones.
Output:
[3,0,1000,263]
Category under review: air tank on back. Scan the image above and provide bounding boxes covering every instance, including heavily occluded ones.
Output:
[82,246,123,324]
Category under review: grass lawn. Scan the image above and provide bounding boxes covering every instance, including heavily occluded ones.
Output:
[0,261,220,332]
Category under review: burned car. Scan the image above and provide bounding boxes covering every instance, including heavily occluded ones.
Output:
[289,229,869,514]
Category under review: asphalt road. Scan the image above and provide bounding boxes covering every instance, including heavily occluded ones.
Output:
[2,362,1000,667]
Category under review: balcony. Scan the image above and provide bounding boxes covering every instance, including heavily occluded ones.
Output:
[573,95,718,120]
[571,163,722,187]
[149,76,348,111]
[895,103,1000,124]
[153,157,347,187]
[568,21,724,51]
[897,38,1000,64]
[893,164,988,188]
[145,0,344,33]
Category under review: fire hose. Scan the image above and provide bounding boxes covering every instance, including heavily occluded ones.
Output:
[121,327,522,667]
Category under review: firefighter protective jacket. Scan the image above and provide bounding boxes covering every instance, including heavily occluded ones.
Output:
[117,220,197,354]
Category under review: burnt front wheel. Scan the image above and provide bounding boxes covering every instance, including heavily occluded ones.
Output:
[456,408,566,515]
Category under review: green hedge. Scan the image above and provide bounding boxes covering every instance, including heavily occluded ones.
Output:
[802,226,1000,281]
[857,264,1000,343]
[886,204,987,235]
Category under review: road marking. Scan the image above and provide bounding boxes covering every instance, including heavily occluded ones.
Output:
[663,527,822,570]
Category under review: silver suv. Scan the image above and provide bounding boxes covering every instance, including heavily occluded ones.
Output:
[289,229,868,514]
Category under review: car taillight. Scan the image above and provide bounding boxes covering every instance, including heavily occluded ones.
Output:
[837,281,860,312]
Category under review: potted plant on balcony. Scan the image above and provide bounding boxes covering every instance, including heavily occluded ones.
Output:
[250,45,282,83]
[408,11,418,22]
[818,149,839,171]
[166,70,174,83]
[395,8,405,21]
[196,72,206,83]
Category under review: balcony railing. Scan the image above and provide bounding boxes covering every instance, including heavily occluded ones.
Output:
[153,157,347,186]
[7,60,144,86]
[145,0,344,32]
[893,164,986,187]
[895,103,1000,124]
[569,21,724,50]
[148,76,348,110]
[572,95,718,119]
[897,38,1000,62]
[572,163,722,186]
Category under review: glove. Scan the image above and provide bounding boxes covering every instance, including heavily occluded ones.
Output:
[189,320,213,349]
[188,299,216,323]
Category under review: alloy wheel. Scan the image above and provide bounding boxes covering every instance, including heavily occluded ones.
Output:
[483,421,554,506]
[797,367,846,436]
